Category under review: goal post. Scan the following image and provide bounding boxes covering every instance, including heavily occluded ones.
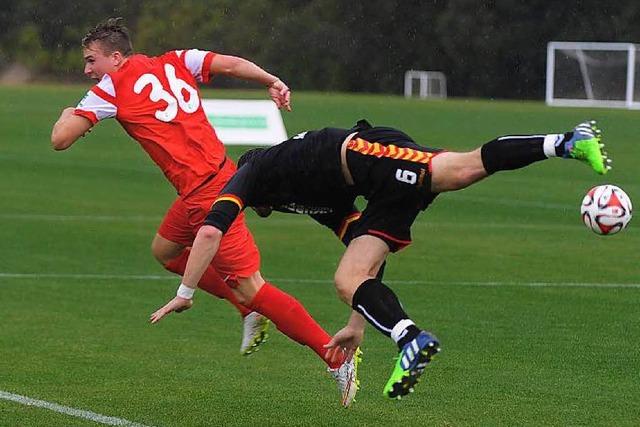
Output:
[404,70,447,99]
[546,41,640,109]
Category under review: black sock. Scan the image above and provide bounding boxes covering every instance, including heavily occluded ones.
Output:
[351,278,420,350]
[397,325,422,349]
[554,132,573,157]
[481,135,548,175]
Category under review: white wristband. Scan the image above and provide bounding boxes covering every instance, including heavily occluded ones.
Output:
[177,283,196,300]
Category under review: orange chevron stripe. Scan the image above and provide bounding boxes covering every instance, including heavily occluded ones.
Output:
[347,138,434,165]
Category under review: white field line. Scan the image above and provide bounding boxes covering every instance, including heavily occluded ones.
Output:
[0,390,152,427]
[0,213,163,222]
[0,272,638,289]
[0,213,593,231]
[0,273,172,280]
[445,193,575,210]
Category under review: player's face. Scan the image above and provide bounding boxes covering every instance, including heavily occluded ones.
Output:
[82,42,123,81]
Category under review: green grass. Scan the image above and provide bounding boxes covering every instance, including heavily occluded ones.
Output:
[0,85,638,426]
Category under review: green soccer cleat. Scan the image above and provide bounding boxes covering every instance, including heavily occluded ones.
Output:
[328,347,362,408]
[565,120,611,175]
[240,312,270,356]
[384,331,440,399]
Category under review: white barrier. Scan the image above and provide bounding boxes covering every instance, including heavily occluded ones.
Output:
[201,99,287,145]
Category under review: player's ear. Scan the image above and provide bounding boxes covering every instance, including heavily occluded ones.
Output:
[112,51,125,66]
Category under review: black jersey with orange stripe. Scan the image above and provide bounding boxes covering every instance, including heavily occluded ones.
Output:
[235,125,441,209]
[236,126,355,209]
[344,126,443,201]
[204,126,355,233]
[204,122,442,243]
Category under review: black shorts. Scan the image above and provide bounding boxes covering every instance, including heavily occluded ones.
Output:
[345,127,443,252]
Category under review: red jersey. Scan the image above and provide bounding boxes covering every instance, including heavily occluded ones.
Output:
[75,49,225,196]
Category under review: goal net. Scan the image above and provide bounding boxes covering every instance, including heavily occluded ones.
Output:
[546,41,640,109]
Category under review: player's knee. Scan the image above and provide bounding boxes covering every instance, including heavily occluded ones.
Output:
[236,272,265,304]
[334,269,364,304]
[151,239,172,265]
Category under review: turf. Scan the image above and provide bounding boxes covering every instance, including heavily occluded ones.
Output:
[0,85,638,426]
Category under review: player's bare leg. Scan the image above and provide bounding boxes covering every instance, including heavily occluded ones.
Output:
[430,121,609,192]
[151,233,269,355]
[334,235,389,304]
[334,235,439,399]
[152,234,249,313]
[430,149,488,192]
[151,234,185,264]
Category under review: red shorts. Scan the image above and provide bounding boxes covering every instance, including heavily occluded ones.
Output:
[158,159,260,278]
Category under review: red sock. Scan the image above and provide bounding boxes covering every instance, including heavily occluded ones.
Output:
[248,282,343,369]
[163,250,251,317]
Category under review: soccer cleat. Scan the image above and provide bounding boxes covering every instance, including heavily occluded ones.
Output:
[240,311,270,356]
[564,120,610,175]
[328,348,362,408]
[383,331,440,399]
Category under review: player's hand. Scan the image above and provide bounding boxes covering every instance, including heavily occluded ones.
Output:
[149,296,193,324]
[323,325,364,364]
[267,79,292,112]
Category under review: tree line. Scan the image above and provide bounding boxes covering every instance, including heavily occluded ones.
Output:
[2,0,640,99]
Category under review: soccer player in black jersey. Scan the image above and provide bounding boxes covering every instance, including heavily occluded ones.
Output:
[151,119,609,400]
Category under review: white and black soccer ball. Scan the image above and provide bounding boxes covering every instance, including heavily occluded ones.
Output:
[581,185,633,235]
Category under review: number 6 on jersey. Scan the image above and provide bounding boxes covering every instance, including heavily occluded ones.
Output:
[395,168,417,185]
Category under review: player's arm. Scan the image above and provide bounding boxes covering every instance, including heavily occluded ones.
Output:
[150,168,252,323]
[52,80,117,150]
[181,223,223,290]
[149,201,242,323]
[51,107,93,150]
[324,311,366,362]
[210,54,291,111]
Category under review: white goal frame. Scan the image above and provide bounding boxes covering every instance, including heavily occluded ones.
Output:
[404,70,447,99]
[546,41,640,109]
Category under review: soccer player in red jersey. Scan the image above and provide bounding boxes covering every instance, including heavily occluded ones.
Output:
[50,18,359,407]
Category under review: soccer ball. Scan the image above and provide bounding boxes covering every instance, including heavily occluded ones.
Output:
[580,185,633,235]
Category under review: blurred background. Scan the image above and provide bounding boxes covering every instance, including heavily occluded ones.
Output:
[3,0,640,99]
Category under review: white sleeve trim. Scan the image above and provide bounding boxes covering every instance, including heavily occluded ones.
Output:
[76,90,117,121]
[96,74,116,97]
[183,49,209,82]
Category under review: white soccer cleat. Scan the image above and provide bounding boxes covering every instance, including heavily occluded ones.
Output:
[327,348,362,408]
[240,311,270,356]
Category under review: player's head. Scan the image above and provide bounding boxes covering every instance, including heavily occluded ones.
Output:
[82,17,133,81]
[237,148,265,168]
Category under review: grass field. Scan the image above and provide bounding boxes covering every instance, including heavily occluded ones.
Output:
[1,85,638,426]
